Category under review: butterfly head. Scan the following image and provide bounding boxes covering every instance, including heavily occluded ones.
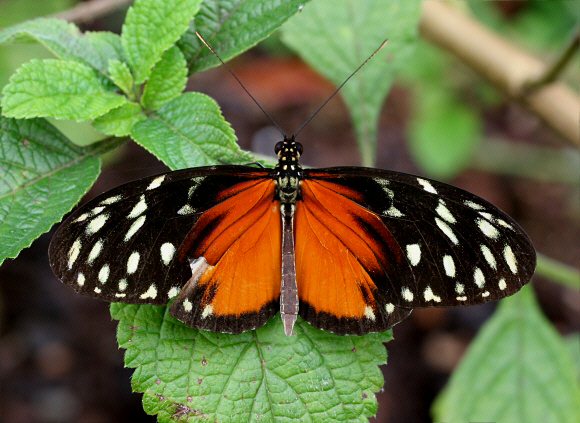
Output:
[275,136,302,204]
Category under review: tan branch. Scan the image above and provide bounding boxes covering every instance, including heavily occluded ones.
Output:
[51,0,133,25]
[419,1,579,145]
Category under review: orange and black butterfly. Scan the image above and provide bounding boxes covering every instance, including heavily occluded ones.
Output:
[49,135,536,336]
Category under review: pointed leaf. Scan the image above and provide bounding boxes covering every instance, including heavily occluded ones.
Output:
[1,59,127,121]
[433,285,580,423]
[131,92,253,170]
[141,46,188,110]
[121,0,202,84]
[108,59,134,97]
[178,0,311,74]
[0,115,121,265]
[112,303,393,422]
[92,102,146,136]
[281,0,421,166]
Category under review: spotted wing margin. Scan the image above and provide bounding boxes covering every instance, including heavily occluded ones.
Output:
[295,179,412,335]
[49,166,274,310]
[170,178,282,334]
[303,168,536,310]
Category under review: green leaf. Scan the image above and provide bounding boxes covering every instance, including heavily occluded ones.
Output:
[121,0,202,84]
[85,31,125,68]
[0,18,113,75]
[408,89,481,180]
[92,102,146,136]
[564,333,580,380]
[433,285,580,423]
[281,0,421,167]
[179,0,310,74]
[108,59,134,97]
[111,303,393,422]
[1,59,127,121]
[0,115,119,266]
[131,92,253,170]
[141,46,188,110]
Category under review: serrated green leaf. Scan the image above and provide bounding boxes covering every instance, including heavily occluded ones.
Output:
[408,89,481,180]
[0,115,120,265]
[85,31,125,67]
[1,59,127,121]
[0,18,112,75]
[92,102,145,136]
[111,302,392,422]
[131,92,253,170]
[433,286,580,423]
[281,0,420,167]
[179,0,310,74]
[108,59,134,97]
[141,46,187,110]
[121,0,202,84]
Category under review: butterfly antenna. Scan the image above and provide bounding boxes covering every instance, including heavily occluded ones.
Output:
[294,39,389,138]
[196,32,286,137]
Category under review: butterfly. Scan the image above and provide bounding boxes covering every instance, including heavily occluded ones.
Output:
[48,135,536,336]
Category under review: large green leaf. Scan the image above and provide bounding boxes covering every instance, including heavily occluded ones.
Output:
[1,59,127,121]
[112,303,392,422]
[121,0,202,84]
[0,114,120,265]
[433,285,580,423]
[281,0,420,167]
[131,92,253,170]
[178,0,310,74]
[141,46,188,111]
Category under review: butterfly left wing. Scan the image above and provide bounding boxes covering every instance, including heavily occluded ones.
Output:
[298,167,535,334]
[49,166,281,333]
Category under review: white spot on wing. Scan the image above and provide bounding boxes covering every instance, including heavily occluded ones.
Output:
[436,200,456,224]
[423,286,442,302]
[436,218,459,244]
[385,303,395,314]
[464,200,483,210]
[406,244,421,266]
[74,213,89,223]
[374,179,404,217]
[94,287,102,294]
[147,175,166,190]
[167,287,180,299]
[443,255,456,278]
[482,291,490,298]
[503,245,518,274]
[455,283,465,294]
[177,204,195,215]
[91,206,104,215]
[474,267,485,288]
[402,287,414,302]
[201,304,213,318]
[126,251,140,274]
[498,278,507,290]
[480,245,497,269]
[86,214,108,235]
[98,264,110,284]
[118,279,128,292]
[115,293,126,298]
[100,195,122,205]
[68,238,82,269]
[124,215,146,241]
[140,284,157,299]
[417,178,437,194]
[477,218,499,239]
[456,296,467,301]
[127,195,147,219]
[160,242,176,266]
[364,306,376,321]
[183,299,193,312]
[77,273,85,286]
[496,219,513,230]
[87,239,103,264]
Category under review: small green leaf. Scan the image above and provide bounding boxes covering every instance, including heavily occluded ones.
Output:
[85,31,125,68]
[111,303,393,422]
[1,59,127,121]
[433,285,580,423]
[408,89,481,179]
[281,0,421,167]
[121,0,202,84]
[108,59,134,96]
[141,46,187,110]
[0,114,120,265]
[92,102,146,136]
[0,18,112,75]
[179,0,310,74]
[131,92,253,170]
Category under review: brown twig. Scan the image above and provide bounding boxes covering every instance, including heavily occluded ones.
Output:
[50,0,133,25]
[419,1,579,145]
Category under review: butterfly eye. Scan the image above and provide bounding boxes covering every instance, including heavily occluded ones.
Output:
[295,142,303,155]
[274,141,285,154]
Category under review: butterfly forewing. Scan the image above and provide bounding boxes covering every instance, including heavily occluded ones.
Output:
[49,166,274,311]
[303,168,536,310]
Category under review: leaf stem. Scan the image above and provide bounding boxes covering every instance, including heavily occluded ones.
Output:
[536,253,580,289]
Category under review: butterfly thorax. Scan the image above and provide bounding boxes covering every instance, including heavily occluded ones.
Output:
[274,136,303,204]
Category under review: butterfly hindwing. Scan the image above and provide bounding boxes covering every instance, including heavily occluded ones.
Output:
[303,168,536,312]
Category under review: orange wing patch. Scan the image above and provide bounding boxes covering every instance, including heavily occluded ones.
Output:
[295,179,407,333]
[171,179,281,333]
